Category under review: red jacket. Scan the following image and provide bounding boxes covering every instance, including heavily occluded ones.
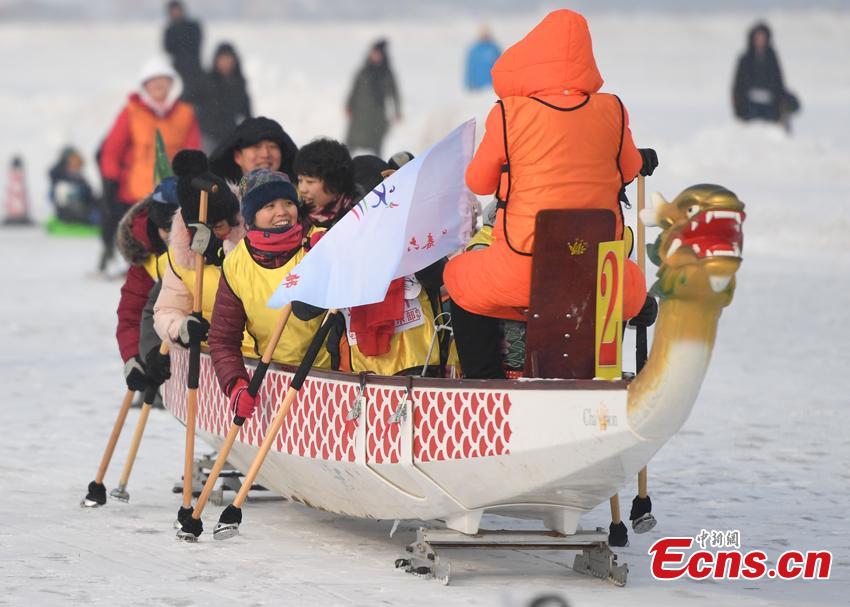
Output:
[116,205,158,362]
[100,94,201,205]
[207,275,250,394]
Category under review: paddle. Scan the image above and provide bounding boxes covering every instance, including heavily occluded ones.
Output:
[177,177,217,526]
[175,304,292,540]
[179,310,338,541]
[109,342,169,502]
[81,389,135,507]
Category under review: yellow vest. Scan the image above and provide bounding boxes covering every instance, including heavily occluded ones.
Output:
[142,252,167,281]
[167,246,257,357]
[222,237,331,368]
[166,247,220,322]
[466,225,494,251]
[346,288,440,376]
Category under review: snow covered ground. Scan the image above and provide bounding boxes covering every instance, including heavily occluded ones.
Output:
[1,7,849,606]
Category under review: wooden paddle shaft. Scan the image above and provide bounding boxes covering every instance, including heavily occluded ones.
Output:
[189,305,293,521]
[115,343,169,487]
[94,389,135,483]
[636,175,649,497]
[609,494,622,524]
[191,191,209,314]
[231,309,338,509]
[182,191,208,508]
[637,175,646,273]
[233,386,298,508]
[117,403,152,487]
[191,422,241,518]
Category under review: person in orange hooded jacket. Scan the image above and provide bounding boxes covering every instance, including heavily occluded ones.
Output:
[99,56,201,273]
[444,9,657,378]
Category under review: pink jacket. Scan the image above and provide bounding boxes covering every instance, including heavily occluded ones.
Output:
[153,212,245,344]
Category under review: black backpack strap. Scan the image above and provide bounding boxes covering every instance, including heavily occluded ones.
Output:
[494,99,532,257]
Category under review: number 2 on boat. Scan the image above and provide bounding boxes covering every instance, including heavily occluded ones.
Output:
[595,241,624,380]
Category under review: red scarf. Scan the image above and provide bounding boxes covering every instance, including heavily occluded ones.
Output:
[308,194,355,228]
[245,223,306,269]
[349,278,405,356]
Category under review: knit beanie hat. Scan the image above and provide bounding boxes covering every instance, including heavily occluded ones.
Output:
[241,168,300,227]
[147,176,179,230]
[172,150,239,225]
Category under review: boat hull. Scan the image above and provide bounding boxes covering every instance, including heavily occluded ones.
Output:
[163,349,663,533]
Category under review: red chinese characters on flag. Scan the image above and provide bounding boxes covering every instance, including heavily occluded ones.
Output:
[284,273,300,288]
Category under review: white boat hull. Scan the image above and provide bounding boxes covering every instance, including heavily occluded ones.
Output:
[164,349,665,533]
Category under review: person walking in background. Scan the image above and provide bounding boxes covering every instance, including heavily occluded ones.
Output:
[464,26,501,91]
[196,43,252,153]
[345,39,401,157]
[732,22,799,132]
[98,56,201,276]
[163,0,203,103]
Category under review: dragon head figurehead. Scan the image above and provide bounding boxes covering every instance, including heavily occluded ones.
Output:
[641,184,745,308]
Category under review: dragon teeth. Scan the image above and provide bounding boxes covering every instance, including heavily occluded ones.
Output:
[709,274,732,292]
[668,238,683,255]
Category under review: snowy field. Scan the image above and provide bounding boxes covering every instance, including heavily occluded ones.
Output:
[1,6,850,606]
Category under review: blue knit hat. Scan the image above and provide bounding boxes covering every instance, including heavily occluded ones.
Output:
[241,169,300,227]
[148,176,179,230]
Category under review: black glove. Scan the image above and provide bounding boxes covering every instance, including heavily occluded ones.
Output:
[628,296,658,328]
[178,312,210,347]
[292,300,326,321]
[638,148,658,177]
[123,355,148,391]
[144,345,172,387]
[187,223,225,267]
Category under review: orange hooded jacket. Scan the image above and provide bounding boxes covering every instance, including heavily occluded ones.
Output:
[444,9,646,321]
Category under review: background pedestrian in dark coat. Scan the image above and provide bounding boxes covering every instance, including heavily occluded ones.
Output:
[345,39,401,156]
[163,1,203,103]
[197,43,252,153]
[732,22,799,131]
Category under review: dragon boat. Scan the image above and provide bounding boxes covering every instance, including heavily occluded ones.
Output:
[162,184,745,584]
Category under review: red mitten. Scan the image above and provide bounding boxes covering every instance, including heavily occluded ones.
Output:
[228,378,258,420]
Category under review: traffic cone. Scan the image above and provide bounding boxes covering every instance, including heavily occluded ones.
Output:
[3,156,34,226]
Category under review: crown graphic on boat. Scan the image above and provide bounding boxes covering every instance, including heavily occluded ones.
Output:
[568,238,588,256]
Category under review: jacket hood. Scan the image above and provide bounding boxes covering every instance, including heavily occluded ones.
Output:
[169,210,246,269]
[134,55,184,116]
[117,199,156,265]
[746,22,773,52]
[491,9,603,99]
[209,116,299,184]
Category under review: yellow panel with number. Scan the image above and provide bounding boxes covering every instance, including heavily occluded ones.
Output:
[595,240,625,380]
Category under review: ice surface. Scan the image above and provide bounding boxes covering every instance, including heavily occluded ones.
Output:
[1,8,848,606]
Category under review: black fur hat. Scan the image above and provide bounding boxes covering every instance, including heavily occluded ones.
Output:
[172,150,239,225]
[293,138,355,198]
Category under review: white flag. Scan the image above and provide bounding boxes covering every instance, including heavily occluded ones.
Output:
[267,119,476,310]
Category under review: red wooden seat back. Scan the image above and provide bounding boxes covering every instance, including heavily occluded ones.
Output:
[524,209,617,379]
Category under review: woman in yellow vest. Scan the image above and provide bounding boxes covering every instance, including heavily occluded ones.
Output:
[153,151,242,349]
[207,169,329,420]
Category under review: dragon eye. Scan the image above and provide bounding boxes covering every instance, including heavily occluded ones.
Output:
[686,204,701,218]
